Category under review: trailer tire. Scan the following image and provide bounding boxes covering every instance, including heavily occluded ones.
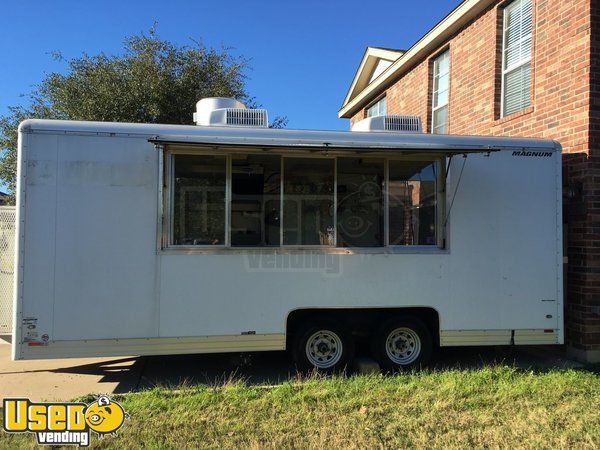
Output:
[292,321,354,373]
[371,317,432,372]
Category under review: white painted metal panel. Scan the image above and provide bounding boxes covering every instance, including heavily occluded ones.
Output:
[442,150,560,331]
[51,135,159,340]
[19,134,58,347]
[158,253,445,337]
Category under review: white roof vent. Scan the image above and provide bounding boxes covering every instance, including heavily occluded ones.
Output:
[193,97,269,127]
[351,115,422,133]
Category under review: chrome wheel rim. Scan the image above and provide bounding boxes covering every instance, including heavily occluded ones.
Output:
[305,330,343,369]
[385,327,421,365]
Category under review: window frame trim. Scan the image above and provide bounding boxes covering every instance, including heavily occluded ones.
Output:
[161,147,446,252]
[500,0,533,118]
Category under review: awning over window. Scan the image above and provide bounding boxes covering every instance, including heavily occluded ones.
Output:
[149,136,506,157]
[148,124,557,156]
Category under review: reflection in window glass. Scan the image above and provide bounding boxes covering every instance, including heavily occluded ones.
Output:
[231,155,280,246]
[283,158,334,245]
[337,158,384,247]
[173,155,226,245]
[389,160,438,246]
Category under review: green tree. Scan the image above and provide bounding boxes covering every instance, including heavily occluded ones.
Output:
[0,28,286,201]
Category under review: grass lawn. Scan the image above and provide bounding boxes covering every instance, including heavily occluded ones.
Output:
[2,366,599,449]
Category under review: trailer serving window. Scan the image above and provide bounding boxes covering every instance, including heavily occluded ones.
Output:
[283,158,335,246]
[388,160,438,246]
[231,154,281,246]
[337,158,385,247]
[172,154,226,245]
[163,149,444,250]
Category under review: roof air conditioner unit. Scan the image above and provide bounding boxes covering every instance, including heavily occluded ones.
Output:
[193,97,269,128]
[351,115,422,133]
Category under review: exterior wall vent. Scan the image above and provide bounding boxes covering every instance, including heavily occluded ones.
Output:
[193,97,269,127]
[351,115,423,133]
[225,108,268,127]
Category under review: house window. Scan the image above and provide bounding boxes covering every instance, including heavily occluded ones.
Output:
[165,152,443,249]
[501,0,533,117]
[431,50,450,134]
[366,97,387,118]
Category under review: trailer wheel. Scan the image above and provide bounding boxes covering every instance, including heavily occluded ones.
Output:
[371,317,432,371]
[292,321,354,372]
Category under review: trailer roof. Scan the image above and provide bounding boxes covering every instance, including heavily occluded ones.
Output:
[19,119,560,154]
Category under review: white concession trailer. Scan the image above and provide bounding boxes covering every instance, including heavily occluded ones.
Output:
[12,98,563,371]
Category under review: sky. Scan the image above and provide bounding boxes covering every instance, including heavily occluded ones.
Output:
[0,0,460,131]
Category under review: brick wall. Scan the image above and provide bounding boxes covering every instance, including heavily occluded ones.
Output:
[581,0,600,359]
[351,0,599,360]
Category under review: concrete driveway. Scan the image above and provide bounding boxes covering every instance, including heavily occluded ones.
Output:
[0,334,584,402]
[0,336,142,402]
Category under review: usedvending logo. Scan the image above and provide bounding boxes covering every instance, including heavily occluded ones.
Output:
[3,395,128,446]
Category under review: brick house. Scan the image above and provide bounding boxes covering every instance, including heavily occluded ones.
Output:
[339,0,599,362]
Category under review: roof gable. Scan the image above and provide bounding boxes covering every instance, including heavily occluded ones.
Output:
[342,47,404,108]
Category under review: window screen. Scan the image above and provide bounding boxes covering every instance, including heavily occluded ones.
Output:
[502,0,533,117]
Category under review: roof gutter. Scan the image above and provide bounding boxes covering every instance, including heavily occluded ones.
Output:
[338,0,495,119]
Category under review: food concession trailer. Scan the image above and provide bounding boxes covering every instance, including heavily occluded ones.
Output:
[12,98,563,371]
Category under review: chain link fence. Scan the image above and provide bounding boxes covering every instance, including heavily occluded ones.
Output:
[0,206,15,334]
